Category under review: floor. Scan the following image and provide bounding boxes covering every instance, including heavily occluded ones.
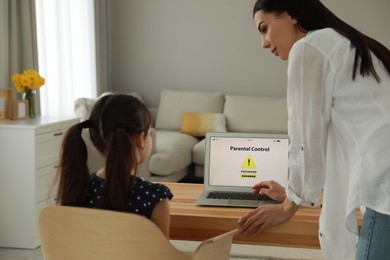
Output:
[0,240,324,260]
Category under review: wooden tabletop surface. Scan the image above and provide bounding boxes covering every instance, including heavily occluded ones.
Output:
[164,182,328,249]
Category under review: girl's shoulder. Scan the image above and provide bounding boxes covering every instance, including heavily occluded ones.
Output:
[133,177,173,198]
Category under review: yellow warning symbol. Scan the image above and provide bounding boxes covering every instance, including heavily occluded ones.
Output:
[241,155,256,169]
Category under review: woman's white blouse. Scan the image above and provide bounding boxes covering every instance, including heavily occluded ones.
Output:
[286,28,390,260]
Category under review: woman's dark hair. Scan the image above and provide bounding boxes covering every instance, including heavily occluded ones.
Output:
[253,0,390,82]
[57,94,152,211]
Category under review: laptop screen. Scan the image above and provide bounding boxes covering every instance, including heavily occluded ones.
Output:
[205,133,289,188]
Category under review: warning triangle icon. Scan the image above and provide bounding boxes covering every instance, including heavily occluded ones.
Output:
[241,155,256,169]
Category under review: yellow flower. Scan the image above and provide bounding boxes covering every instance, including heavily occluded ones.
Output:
[11,69,45,93]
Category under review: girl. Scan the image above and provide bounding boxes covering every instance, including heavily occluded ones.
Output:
[56,94,173,236]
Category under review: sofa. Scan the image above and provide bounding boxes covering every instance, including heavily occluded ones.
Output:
[74,89,288,182]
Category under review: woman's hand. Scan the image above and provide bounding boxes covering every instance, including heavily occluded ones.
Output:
[238,198,299,237]
[252,180,286,202]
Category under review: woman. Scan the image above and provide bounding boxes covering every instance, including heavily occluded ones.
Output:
[238,0,390,259]
[56,94,173,237]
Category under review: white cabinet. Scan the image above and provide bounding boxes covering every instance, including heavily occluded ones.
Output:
[0,116,79,249]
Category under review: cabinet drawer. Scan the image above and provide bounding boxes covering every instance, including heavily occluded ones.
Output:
[36,128,66,168]
[36,164,58,203]
[0,116,78,248]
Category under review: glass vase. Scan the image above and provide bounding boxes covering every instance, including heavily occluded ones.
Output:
[24,89,36,118]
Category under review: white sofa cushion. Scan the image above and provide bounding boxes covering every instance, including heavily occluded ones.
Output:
[224,94,288,133]
[155,89,224,131]
[149,130,199,176]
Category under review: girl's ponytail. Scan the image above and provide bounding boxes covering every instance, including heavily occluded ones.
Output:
[100,126,137,211]
[56,121,91,206]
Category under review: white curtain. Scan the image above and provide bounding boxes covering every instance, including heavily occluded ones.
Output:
[35,0,97,116]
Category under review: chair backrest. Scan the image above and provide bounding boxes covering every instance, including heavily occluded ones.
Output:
[192,229,239,260]
[39,206,190,260]
[39,206,238,260]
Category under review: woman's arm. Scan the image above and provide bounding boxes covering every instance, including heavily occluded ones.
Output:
[286,39,330,206]
[238,198,299,236]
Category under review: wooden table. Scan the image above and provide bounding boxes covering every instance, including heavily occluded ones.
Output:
[164,182,359,249]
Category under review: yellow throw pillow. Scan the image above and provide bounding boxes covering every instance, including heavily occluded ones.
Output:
[181,112,227,137]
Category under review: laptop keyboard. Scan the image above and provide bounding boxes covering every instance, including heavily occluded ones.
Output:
[207,191,275,201]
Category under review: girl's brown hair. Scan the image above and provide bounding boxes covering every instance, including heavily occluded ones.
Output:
[56,94,151,211]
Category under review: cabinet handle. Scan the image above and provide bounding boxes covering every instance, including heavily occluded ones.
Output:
[53,132,63,136]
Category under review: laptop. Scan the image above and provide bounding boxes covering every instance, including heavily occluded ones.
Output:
[196,132,289,208]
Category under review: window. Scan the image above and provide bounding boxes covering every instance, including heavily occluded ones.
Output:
[35,0,97,116]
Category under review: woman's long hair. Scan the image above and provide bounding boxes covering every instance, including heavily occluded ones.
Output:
[57,94,151,211]
[253,0,390,82]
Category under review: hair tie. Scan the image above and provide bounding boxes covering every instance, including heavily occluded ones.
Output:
[80,120,93,129]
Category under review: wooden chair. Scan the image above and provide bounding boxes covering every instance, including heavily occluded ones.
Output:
[38,206,238,260]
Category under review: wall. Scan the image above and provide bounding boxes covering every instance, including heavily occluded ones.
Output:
[109,0,390,107]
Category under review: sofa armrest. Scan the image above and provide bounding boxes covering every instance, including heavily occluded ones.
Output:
[149,107,158,127]
[136,127,156,180]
